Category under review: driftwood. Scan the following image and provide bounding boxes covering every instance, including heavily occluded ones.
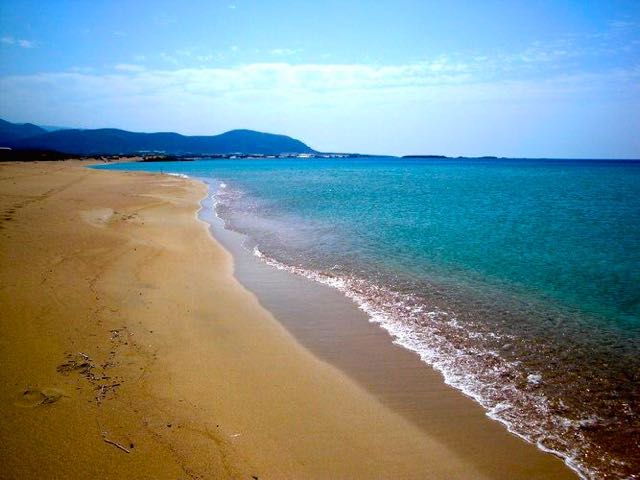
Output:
[101,433,130,453]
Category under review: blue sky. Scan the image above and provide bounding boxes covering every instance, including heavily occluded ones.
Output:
[0,0,638,157]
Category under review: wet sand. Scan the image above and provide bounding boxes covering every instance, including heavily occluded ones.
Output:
[0,161,574,479]
[203,195,578,479]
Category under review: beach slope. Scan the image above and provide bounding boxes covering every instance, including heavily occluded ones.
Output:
[0,161,496,479]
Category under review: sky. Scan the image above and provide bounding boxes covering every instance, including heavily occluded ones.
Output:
[0,0,639,158]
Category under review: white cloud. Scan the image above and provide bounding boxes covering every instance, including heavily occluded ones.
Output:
[157,48,221,66]
[1,61,638,157]
[2,60,635,108]
[160,52,179,65]
[114,63,146,72]
[1,36,35,48]
[269,48,301,57]
[609,20,635,29]
[69,66,94,73]
[195,54,214,63]
[153,14,176,26]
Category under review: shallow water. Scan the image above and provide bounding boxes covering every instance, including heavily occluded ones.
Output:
[97,158,640,479]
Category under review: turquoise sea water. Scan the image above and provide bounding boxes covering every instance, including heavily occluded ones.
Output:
[96,158,640,478]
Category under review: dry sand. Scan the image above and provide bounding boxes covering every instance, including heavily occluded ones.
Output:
[0,161,573,479]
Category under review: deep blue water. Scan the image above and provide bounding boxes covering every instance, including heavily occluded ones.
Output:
[96,157,640,478]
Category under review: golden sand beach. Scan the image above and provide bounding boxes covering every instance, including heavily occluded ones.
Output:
[0,161,574,479]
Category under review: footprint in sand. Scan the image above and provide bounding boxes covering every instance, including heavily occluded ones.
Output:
[15,387,65,408]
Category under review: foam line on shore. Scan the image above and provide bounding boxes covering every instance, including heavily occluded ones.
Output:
[204,178,590,480]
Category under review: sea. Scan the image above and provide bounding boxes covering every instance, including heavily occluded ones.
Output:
[96,157,640,479]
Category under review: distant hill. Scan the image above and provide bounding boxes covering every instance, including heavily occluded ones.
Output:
[0,119,47,145]
[0,119,315,155]
[38,124,78,132]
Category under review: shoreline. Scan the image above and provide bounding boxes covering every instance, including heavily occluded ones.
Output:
[0,160,574,478]
[199,178,577,479]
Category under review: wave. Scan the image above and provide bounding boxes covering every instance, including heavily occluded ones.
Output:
[206,177,636,480]
[252,243,599,479]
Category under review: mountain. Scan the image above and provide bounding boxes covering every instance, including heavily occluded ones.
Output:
[38,124,78,132]
[0,119,315,155]
[0,119,47,145]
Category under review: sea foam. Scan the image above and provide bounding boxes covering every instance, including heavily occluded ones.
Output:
[210,180,615,480]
